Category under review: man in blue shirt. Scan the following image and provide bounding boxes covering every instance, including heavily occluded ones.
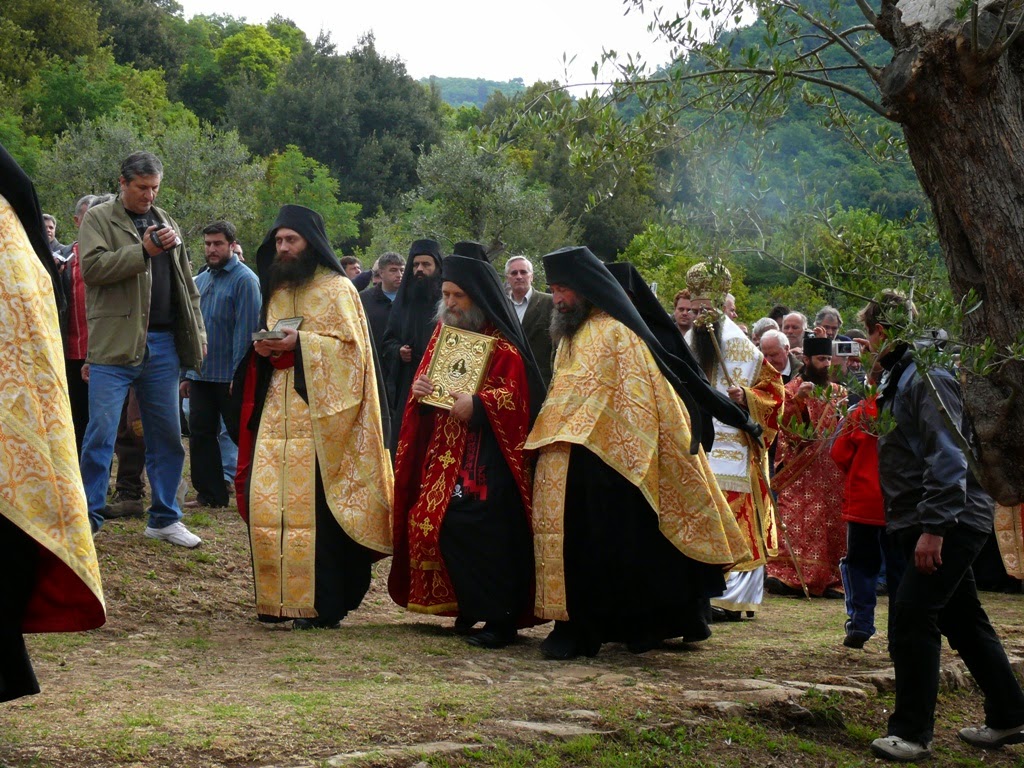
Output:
[181,221,261,508]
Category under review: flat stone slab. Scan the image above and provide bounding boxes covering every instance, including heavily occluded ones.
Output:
[325,741,492,766]
[782,681,870,698]
[494,720,611,737]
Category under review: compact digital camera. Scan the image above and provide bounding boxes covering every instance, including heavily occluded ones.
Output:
[833,340,858,356]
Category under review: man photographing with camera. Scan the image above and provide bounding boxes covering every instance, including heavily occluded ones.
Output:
[78,151,206,546]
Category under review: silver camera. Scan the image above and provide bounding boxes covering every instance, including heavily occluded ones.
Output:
[832,340,858,356]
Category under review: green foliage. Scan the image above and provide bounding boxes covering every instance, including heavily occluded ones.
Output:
[0,101,43,175]
[229,33,442,222]
[422,76,526,108]
[618,221,754,314]
[34,116,265,259]
[215,26,293,90]
[264,16,310,58]
[257,145,360,248]
[94,0,192,75]
[22,50,194,138]
[367,136,579,262]
[0,0,103,85]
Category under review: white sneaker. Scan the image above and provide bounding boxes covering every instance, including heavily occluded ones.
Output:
[958,723,1024,749]
[144,522,202,548]
[870,735,931,762]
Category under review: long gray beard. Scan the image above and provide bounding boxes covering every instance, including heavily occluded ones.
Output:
[434,298,485,333]
[549,298,592,344]
[691,322,725,380]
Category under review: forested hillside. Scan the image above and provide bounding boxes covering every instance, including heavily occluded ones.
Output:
[1,0,937,321]
[422,76,526,108]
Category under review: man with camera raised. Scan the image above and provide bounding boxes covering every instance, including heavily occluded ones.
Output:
[78,151,206,546]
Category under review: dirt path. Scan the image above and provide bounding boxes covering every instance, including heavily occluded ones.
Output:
[2,507,1023,767]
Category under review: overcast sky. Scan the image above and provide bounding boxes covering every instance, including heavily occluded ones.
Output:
[175,0,678,85]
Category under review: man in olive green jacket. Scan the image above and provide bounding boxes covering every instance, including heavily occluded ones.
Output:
[78,151,207,547]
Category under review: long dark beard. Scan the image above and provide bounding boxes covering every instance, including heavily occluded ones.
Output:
[267,249,318,294]
[691,322,725,380]
[410,271,441,304]
[802,360,832,386]
[434,297,486,332]
[549,297,592,344]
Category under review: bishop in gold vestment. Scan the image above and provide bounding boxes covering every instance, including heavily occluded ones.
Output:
[233,206,392,629]
[1,143,105,701]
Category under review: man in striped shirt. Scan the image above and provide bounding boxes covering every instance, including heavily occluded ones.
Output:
[181,220,261,508]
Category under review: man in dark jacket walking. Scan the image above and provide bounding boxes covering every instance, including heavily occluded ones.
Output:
[862,291,1024,762]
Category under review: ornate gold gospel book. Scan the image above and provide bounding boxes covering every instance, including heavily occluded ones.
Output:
[421,324,497,410]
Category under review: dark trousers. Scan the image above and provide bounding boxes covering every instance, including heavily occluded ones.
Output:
[188,380,232,507]
[114,389,146,498]
[0,517,40,702]
[840,522,904,637]
[887,525,1024,745]
[65,359,89,455]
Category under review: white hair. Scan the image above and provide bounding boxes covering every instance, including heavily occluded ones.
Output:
[760,329,790,350]
[751,317,779,338]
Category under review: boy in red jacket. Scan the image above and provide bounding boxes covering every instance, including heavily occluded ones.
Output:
[831,394,904,648]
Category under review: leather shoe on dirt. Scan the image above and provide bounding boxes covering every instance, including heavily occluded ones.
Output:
[293,617,342,630]
[711,606,742,622]
[104,495,145,519]
[844,630,871,649]
[958,723,1024,749]
[464,623,517,649]
[453,616,478,635]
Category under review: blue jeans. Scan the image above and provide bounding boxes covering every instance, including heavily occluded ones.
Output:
[81,331,185,531]
[219,422,237,482]
[840,522,903,637]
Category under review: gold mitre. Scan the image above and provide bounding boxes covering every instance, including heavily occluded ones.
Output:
[685,261,732,300]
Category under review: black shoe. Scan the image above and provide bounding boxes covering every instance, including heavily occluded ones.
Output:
[453,616,478,635]
[843,630,870,649]
[823,588,845,599]
[465,623,517,649]
[292,616,342,630]
[626,636,662,654]
[711,606,743,622]
[541,621,579,660]
[764,577,803,597]
[103,494,145,519]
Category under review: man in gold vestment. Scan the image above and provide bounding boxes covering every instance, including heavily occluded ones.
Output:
[233,205,392,630]
[526,246,749,660]
[1,143,105,701]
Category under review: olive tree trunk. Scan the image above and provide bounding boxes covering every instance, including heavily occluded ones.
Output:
[879,8,1024,505]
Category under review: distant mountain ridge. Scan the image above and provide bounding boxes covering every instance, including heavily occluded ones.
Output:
[421,76,527,108]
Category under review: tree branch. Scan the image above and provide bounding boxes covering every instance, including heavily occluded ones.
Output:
[778,0,884,82]
[853,0,879,27]
[1003,10,1024,49]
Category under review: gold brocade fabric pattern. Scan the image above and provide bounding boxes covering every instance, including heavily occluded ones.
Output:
[995,504,1024,579]
[249,269,392,618]
[0,195,104,629]
[525,311,750,621]
[768,378,847,595]
[731,362,784,569]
